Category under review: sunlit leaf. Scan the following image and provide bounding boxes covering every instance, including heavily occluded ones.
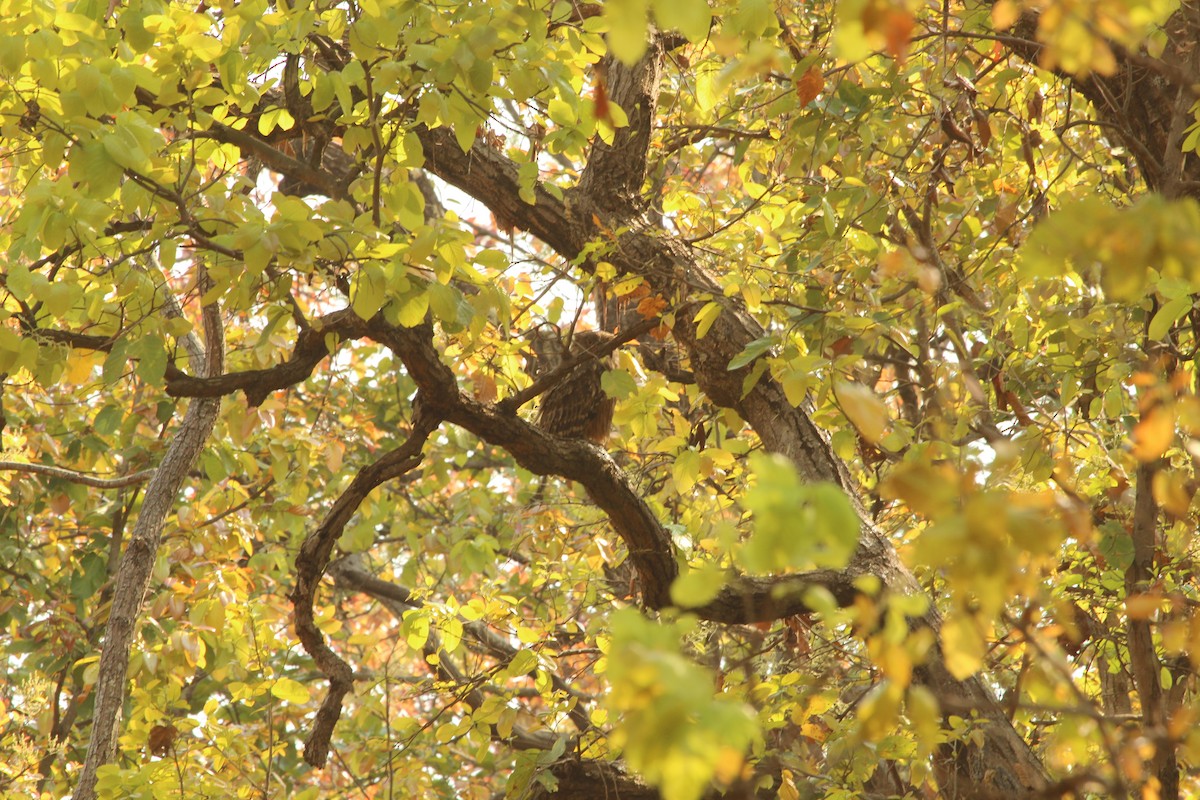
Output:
[834,380,890,444]
[270,677,311,704]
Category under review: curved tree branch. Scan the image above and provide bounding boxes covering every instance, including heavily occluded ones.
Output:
[165,309,370,405]
[290,408,437,766]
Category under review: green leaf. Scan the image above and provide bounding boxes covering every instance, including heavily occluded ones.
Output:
[726,336,772,371]
[669,561,726,607]
[672,448,700,493]
[606,610,759,800]
[1098,521,1134,571]
[505,649,538,678]
[1149,294,1193,341]
[395,289,430,327]
[42,281,80,319]
[135,340,169,385]
[600,368,637,399]
[729,0,772,37]
[427,281,461,324]
[351,263,388,320]
[93,404,123,436]
[402,609,431,650]
[740,453,859,573]
[257,106,295,136]
[604,0,650,65]
[102,340,132,385]
[652,0,712,42]
[100,130,147,170]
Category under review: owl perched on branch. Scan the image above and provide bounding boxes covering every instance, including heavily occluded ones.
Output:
[536,330,617,444]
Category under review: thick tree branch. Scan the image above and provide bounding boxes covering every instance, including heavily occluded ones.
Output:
[578,46,662,210]
[367,318,863,623]
[415,42,1051,799]
[165,309,369,405]
[23,327,115,352]
[193,117,350,200]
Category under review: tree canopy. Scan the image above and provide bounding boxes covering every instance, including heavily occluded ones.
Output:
[4,0,1200,798]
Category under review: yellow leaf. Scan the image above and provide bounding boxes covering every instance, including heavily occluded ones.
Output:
[673,448,700,493]
[941,615,984,680]
[604,0,650,65]
[270,677,311,704]
[324,440,345,472]
[1152,469,1194,518]
[834,381,890,444]
[880,461,960,517]
[66,351,99,384]
[992,0,1020,29]
[670,561,726,607]
[858,681,902,741]
[779,771,801,800]
[712,746,745,784]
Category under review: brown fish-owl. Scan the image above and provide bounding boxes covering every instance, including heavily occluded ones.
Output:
[536,330,617,444]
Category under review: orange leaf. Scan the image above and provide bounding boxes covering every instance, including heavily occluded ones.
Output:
[620,281,651,300]
[593,79,611,124]
[973,107,992,149]
[795,65,823,106]
[1132,405,1174,461]
[883,10,914,64]
[636,294,668,319]
[1125,593,1162,620]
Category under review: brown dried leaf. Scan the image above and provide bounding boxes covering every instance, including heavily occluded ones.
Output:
[148,724,179,757]
[972,107,992,149]
[471,370,498,404]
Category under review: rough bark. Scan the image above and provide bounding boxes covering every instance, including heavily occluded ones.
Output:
[74,291,225,800]
[1126,460,1178,799]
